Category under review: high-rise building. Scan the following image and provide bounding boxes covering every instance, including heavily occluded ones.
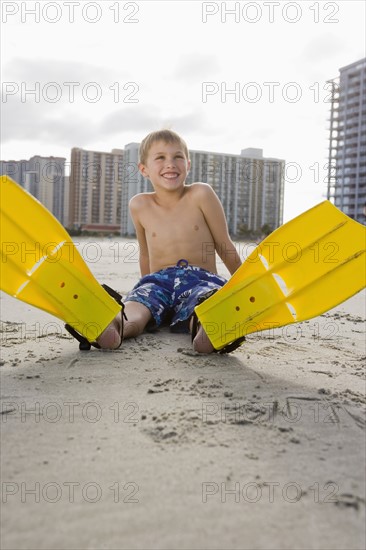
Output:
[121,143,153,235]
[63,176,70,228]
[28,156,66,223]
[0,159,29,186]
[0,156,66,224]
[120,143,284,236]
[187,147,284,235]
[68,147,124,231]
[327,58,366,223]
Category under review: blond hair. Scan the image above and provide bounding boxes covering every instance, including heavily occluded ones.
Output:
[139,129,190,165]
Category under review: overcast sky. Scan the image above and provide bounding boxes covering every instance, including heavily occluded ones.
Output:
[1,0,365,220]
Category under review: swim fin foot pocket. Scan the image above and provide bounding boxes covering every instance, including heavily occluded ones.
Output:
[65,285,127,351]
[191,289,246,354]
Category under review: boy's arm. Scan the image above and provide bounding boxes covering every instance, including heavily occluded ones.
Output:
[196,183,242,275]
[129,196,150,276]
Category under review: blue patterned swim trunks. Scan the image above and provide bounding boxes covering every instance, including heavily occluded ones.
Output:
[125,259,227,332]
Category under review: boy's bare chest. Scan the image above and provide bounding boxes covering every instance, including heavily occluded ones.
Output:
[142,203,208,239]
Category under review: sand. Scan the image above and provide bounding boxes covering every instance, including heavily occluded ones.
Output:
[1,238,365,550]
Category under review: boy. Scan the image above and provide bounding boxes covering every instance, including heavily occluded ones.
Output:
[97,130,242,353]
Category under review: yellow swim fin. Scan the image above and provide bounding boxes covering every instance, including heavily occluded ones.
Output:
[0,176,122,346]
[195,201,366,352]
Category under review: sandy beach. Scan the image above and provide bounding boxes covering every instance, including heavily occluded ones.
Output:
[1,238,365,550]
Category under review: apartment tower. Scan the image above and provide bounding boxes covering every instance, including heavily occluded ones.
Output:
[68,148,124,231]
[0,156,66,224]
[327,58,366,222]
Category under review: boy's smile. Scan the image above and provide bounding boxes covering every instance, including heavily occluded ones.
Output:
[161,171,179,180]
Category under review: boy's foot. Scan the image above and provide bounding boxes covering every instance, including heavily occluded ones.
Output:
[190,314,215,353]
[96,311,123,349]
[192,324,215,354]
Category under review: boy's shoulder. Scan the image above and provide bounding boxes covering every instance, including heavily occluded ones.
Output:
[129,192,154,210]
[185,182,214,199]
[189,182,211,191]
[188,182,217,201]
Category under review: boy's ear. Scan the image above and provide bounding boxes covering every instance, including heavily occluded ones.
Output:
[138,162,148,178]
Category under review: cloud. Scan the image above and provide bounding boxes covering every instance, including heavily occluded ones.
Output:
[171,53,221,81]
[2,57,125,86]
[247,126,275,141]
[1,95,96,146]
[1,95,211,151]
[98,106,162,134]
[298,33,345,65]
[98,105,208,137]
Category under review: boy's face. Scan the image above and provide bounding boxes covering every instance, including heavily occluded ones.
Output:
[139,140,191,191]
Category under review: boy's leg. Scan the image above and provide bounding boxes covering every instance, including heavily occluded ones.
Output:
[124,301,153,338]
[97,302,152,349]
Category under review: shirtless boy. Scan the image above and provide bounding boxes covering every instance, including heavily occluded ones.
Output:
[97,129,242,353]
